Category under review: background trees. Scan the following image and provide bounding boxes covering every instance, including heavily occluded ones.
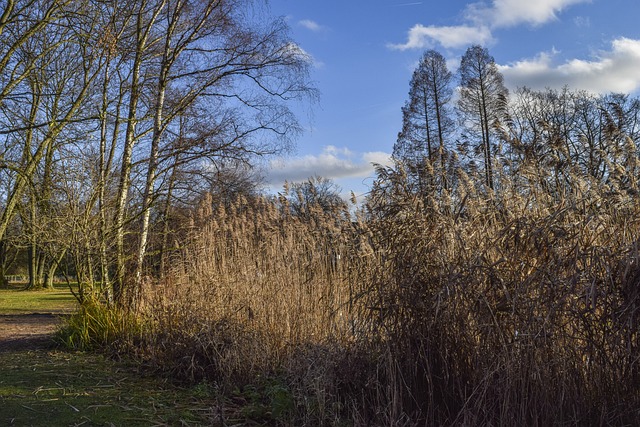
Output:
[286,175,348,218]
[0,0,315,305]
[391,44,640,202]
[393,49,454,197]
[0,0,103,289]
[127,0,316,303]
[393,45,510,200]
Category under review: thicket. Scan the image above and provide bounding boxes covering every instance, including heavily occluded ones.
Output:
[364,164,640,425]
[64,156,640,425]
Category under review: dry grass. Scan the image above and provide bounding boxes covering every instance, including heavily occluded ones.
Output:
[70,160,640,425]
[132,193,374,424]
[362,162,640,425]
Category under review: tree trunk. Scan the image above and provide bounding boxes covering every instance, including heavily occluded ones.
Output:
[159,152,180,278]
[44,249,65,290]
[0,240,8,289]
[113,0,164,306]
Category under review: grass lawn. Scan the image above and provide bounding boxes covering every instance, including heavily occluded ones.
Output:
[0,284,78,315]
[0,285,231,426]
[0,349,222,426]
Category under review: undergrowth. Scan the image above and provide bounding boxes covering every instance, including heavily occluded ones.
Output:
[57,299,145,352]
[61,166,640,425]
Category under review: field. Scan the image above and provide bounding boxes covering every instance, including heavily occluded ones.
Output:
[0,283,77,315]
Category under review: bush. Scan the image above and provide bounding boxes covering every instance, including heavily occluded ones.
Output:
[57,299,144,353]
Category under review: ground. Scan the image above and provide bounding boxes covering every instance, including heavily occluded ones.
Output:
[0,313,62,352]
[0,284,72,352]
[0,287,228,426]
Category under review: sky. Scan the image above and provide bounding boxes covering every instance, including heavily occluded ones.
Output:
[264,0,640,200]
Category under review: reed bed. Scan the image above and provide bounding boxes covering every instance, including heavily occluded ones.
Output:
[134,193,376,424]
[72,164,640,425]
[362,164,640,425]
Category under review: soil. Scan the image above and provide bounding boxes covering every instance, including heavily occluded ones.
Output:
[0,313,64,352]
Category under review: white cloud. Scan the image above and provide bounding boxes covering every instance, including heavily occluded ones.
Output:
[281,42,324,69]
[466,0,590,28]
[392,0,589,50]
[499,38,640,94]
[363,151,394,166]
[389,24,493,50]
[266,146,392,186]
[298,19,326,33]
[324,145,354,157]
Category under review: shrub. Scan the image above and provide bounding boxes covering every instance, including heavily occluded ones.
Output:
[57,298,144,353]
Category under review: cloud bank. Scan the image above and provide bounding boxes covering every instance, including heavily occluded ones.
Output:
[390,0,590,50]
[499,38,640,94]
[390,24,493,50]
[465,0,590,28]
[266,146,392,186]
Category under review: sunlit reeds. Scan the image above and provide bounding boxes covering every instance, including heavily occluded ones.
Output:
[65,161,640,425]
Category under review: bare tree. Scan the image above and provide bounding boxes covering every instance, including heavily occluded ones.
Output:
[128,0,315,305]
[0,0,103,287]
[287,176,347,218]
[394,49,454,194]
[458,45,508,191]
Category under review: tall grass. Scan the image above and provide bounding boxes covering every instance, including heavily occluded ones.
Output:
[132,193,376,424]
[57,298,144,352]
[68,164,640,425]
[363,163,640,425]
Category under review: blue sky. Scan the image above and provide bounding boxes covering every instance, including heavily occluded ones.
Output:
[264,0,640,199]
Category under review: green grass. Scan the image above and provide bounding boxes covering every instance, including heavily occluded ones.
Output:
[0,349,223,426]
[0,286,225,425]
[0,284,78,315]
[0,285,261,426]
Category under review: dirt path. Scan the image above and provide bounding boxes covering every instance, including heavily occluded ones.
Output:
[0,313,64,352]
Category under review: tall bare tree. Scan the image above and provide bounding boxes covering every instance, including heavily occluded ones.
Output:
[129,0,315,304]
[458,45,508,191]
[393,49,454,194]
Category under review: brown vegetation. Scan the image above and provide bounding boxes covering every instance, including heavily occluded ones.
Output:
[67,158,640,425]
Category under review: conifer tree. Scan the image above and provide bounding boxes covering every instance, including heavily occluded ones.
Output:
[458,45,508,190]
[393,49,454,194]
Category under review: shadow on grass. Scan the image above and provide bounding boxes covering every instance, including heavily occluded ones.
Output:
[0,349,222,426]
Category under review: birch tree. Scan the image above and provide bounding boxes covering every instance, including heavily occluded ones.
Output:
[128,0,315,304]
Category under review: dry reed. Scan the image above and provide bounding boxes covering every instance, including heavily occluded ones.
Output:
[100,159,640,425]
